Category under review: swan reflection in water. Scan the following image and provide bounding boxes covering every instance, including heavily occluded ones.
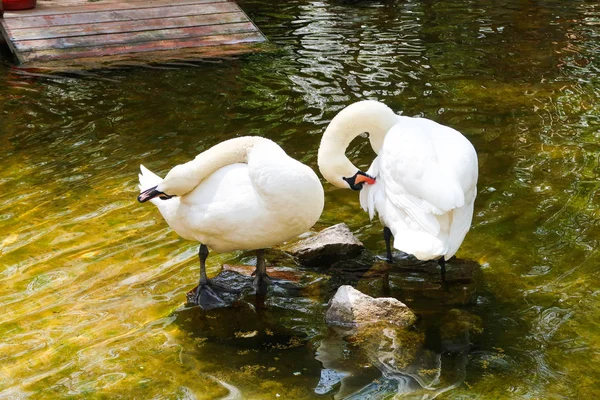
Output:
[315,309,481,399]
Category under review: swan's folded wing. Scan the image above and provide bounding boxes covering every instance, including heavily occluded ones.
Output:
[379,124,469,235]
[446,200,475,259]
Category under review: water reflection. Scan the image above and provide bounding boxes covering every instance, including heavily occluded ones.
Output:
[316,325,466,399]
[172,270,326,398]
[1,0,600,397]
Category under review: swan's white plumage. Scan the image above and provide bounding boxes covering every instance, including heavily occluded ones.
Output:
[139,164,181,225]
[140,137,324,254]
[322,100,478,261]
[139,164,162,194]
[361,117,477,260]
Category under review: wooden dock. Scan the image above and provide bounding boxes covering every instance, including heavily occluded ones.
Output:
[0,0,266,68]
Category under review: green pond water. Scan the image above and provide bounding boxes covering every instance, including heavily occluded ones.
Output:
[1,0,600,398]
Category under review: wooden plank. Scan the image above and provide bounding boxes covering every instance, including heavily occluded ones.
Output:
[14,22,256,51]
[8,12,248,41]
[39,0,164,5]
[5,3,240,29]
[0,0,267,68]
[0,19,21,59]
[19,31,264,63]
[32,0,224,8]
[24,43,262,70]
[3,0,228,18]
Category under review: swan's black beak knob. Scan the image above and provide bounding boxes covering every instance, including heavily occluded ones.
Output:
[343,171,376,191]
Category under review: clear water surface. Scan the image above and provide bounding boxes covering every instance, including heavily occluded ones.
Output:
[1,0,599,398]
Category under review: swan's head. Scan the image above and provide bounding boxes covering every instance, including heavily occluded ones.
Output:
[318,100,397,190]
[318,138,377,190]
[139,162,200,201]
[137,163,185,203]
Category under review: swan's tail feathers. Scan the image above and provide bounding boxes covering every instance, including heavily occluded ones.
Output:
[138,164,163,192]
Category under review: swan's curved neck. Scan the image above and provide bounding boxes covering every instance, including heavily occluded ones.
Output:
[158,136,274,196]
[318,100,398,188]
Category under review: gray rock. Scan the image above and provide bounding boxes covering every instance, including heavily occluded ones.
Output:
[285,223,364,266]
[325,285,416,330]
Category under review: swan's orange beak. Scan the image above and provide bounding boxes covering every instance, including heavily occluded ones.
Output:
[355,174,376,185]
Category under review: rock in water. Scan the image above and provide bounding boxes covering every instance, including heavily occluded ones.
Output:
[285,223,364,266]
[322,286,459,397]
[322,286,438,395]
[325,285,416,329]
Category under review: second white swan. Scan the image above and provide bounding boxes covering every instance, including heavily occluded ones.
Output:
[318,100,478,274]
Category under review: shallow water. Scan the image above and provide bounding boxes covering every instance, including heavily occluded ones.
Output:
[1,0,600,398]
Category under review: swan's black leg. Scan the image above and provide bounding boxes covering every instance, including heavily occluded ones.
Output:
[383,227,393,262]
[192,244,232,309]
[252,249,272,295]
[438,257,448,290]
[199,244,209,285]
[382,270,391,296]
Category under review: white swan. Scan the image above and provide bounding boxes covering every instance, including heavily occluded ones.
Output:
[138,136,324,308]
[318,100,478,274]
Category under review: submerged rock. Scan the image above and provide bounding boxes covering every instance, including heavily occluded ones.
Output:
[325,285,416,330]
[320,286,477,398]
[322,286,444,396]
[284,223,364,266]
[320,285,424,397]
[439,309,483,352]
[314,368,348,395]
[343,257,483,307]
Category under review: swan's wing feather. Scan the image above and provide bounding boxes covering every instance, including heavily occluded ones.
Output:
[445,151,477,259]
[360,157,380,220]
[379,119,477,234]
[445,200,475,260]
[382,176,442,235]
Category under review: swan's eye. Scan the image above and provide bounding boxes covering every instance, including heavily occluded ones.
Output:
[159,193,175,200]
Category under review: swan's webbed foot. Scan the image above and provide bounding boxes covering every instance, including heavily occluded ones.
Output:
[191,244,241,309]
[191,280,238,310]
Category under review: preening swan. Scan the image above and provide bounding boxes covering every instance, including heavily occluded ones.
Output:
[138,136,324,308]
[318,100,478,275]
